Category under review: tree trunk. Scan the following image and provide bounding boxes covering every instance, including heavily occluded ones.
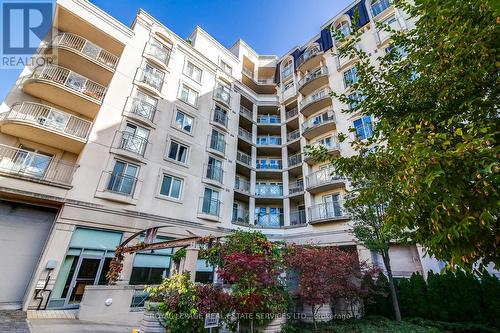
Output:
[382,252,402,322]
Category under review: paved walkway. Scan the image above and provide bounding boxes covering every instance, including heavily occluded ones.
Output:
[29,319,137,333]
[0,310,30,333]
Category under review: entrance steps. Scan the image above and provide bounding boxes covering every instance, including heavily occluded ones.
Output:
[27,309,78,320]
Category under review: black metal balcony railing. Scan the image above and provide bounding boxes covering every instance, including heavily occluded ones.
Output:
[234,177,250,193]
[255,184,283,197]
[0,144,77,185]
[236,151,252,166]
[1,102,92,140]
[200,197,221,217]
[119,131,148,156]
[232,208,250,224]
[255,213,284,227]
[125,97,157,122]
[256,160,282,170]
[288,154,302,168]
[205,164,223,183]
[106,172,138,196]
[213,108,228,128]
[289,180,304,194]
[209,135,226,154]
[290,210,307,226]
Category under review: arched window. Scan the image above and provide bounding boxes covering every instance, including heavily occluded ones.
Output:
[371,0,391,17]
[335,20,351,38]
[281,58,293,80]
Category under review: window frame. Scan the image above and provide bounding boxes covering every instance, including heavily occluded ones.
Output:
[173,108,194,134]
[159,173,183,200]
[166,139,190,165]
[178,83,199,107]
[183,60,203,83]
[353,115,374,140]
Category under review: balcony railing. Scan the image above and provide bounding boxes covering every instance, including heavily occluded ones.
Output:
[118,131,148,156]
[256,160,282,170]
[53,33,118,70]
[296,45,322,68]
[0,144,77,185]
[238,127,253,143]
[199,197,221,217]
[137,69,164,92]
[287,129,300,142]
[205,163,223,183]
[30,65,106,102]
[308,202,349,222]
[286,108,298,120]
[234,177,250,193]
[255,213,284,227]
[214,87,231,106]
[290,210,307,226]
[239,106,253,120]
[300,88,332,109]
[232,208,249,224]
[309,136,340,152]
[289,180,304,194]
[1,102,91,140]
[209,135,226,154]
[371,0,392,17]
[298,66,328,88]
[145,41,171,66]
[236,151,252,166]
[106,171,138,196]
[288,154,302,168]
[257,115,280,124]
[213,108,228,128]
[302,110,336,133]
[256,136,281,146]
[124,97,157,122]
[242,67,254,78]
[306,168,344,189]
[255,184,283,197]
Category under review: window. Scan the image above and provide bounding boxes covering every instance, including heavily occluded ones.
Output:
[317,136,334,149]
[322,193,343,217]
[220,60,232,76]
[130,236,173,285]
[381,15,399,29]
[107,160,138,195]
[353,115,374,140]
[202,187,220,216]
[213,104,228,127]
[348,91,365,110]
[142,63,164,91]
[13,145,53,178]
[206,156,223,183]
[255,207,283,227]
[385,45,407,58]
[174,110,193,133]
[281,59,293,80]
[343,67,358,88]
[283,80,294,92]
[183,61,202,82]
[195,259,214,284]
[160,174,182,199]
[121,123,149,156]
[371,0,391,17]
[167,140,189,163]
[179,84,199,106]
[335,21,351,38]
[209,129,225,154]
[133,90,157,120]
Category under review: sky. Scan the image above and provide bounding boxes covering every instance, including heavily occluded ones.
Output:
[0,0,353,101]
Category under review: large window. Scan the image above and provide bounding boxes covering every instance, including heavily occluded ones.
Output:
[219,60,232,76]
[107,160,139,195]
[343,67,358,88]
[281,59,293,80]
[353,115,374,140]
[209,129,226,154]
[206,156,223,183]
[167,140,189,163]
[179,84,199,107]
[371,0,391,17]
[202,187,220,216]
[183,61,202,82]
[348,91,365,110]
[121,123,149,155]
[174,109,193,133]
[335,21,351,38]
[159,174,183,199]
[130,236,173,285]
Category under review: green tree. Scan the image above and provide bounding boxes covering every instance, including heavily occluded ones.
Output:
[309,0,499,272]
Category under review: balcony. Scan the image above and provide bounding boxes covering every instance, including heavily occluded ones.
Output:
[287,154,302,168]
[296,45,323,72]
[123,97,157,126]
[236,150,252,167]
[0,144,77,187]
[287,129,300,143]
[304,136,341,163]
[239,106,253,121]
[377,15,403,45]
[105,171,139,197]
[301,110,336,140]
[241,68,276,94]
[256,136,281,147]
[204,163,224,184]
[136,69,164,95]
[199,197,221,219]
[308,202,350,224]
[23,65,106,118]
[50,33,118,85]
[289,180,304,195]
[298,67,329,96]
[214,87,231,107]
[116,131,148,158]
[306,168,345,193]
[257,115,281,125]
[232,208,250,224]
[286,107,299,120]
[144,41,171,69]
[0,102,91,154]
[234,177,250,194]
[255,184,283,198]
[256,159,282,171]
[300,88,333,117]
[238,127,253,144]
[212,108,229,129]
[290,210,307,226]
[255,213,284,228]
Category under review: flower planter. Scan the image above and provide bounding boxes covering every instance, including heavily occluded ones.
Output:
[139,301,165,333]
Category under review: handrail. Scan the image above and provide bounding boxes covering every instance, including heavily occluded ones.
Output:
[256,135,281,146]
[308,201,349,221]
[254,213,284,227]
[234,177,250,193]
[214,86,231,106]
[300,88,332,109]
[288,153,302,167]
[289,180,304,194]
[232,208,250,224]
[106,171,138,196]
[286,108,298,120]
[238,127,253,143]
[213,108,228,128]
[145,40,171,66]
[236,151,252,166]
[208,134,226,154]
[298,66,328,88]
[287,129,300,142]
[118,131,148,156]
[30,65,106,102]
[239,106,253,120]
[205,163,224,183]
[53,33,118,70]
[137,68,164,92]
[124,97,157,122]
[296,45,322,68]
[302,110,336,132]
[199,197,221,216]
[256,159,282,170]
[290,210,307,225]
[1,102,91,140]
[255,184,283,197]
[306,167,344,189]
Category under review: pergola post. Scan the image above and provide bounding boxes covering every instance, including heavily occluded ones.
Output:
[183,246,199,282]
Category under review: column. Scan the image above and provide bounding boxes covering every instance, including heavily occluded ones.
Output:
[182,246,199,282]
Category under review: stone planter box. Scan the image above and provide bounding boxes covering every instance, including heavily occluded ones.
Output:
[140,301,165,333]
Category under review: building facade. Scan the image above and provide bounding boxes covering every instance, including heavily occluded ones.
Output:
[0,0,433,311]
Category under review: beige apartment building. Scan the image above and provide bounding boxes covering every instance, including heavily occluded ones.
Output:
[0,0,436,311]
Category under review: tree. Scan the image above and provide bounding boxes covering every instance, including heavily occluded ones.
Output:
[308,0,499,272]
